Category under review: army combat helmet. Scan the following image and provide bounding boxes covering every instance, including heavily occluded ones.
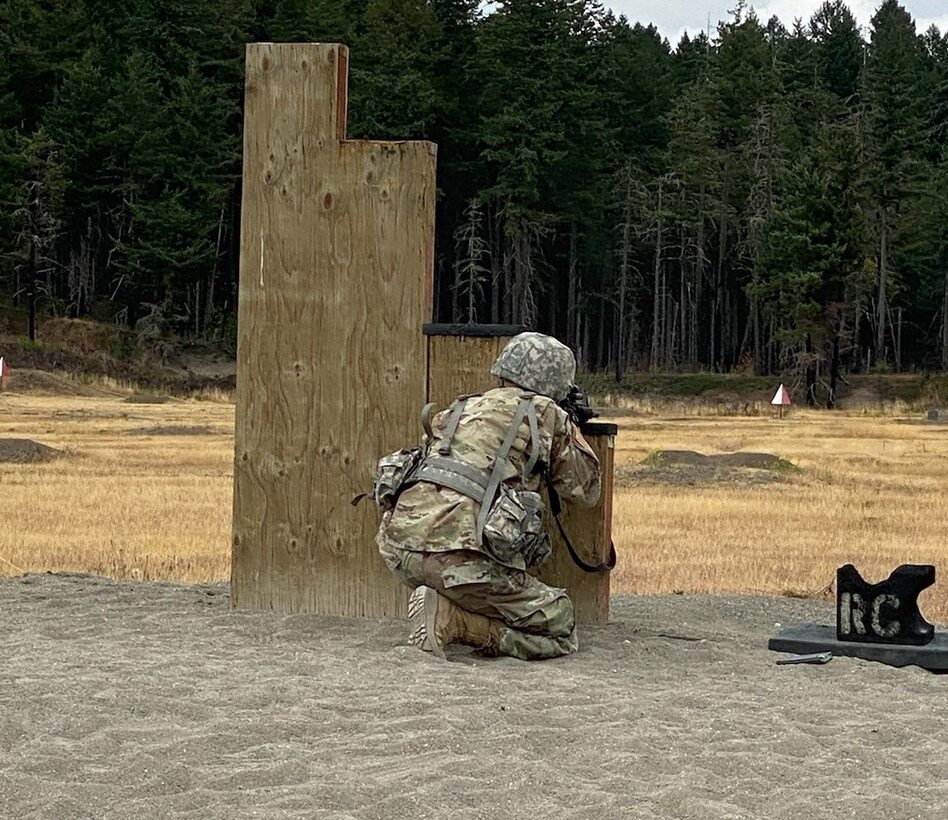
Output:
[490,332,576,402]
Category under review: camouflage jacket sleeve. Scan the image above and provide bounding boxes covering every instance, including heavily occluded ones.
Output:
[545,403,601,508]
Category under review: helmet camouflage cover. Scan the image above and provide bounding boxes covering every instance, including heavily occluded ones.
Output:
[489,332,576,402]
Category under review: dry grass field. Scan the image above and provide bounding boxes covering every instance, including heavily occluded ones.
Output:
[2,378,947,620]
[609,406,948,621]
[0,383,235,582]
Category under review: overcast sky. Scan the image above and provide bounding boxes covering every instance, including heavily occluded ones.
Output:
[606,0,948,46]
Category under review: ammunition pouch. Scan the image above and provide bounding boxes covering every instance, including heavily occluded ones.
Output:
[356,447,424,512]
[482,486,550,567]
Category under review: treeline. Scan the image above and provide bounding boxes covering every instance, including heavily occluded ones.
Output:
[1,0,946,400]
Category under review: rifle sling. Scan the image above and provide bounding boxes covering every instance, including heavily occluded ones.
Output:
[547,486,617,574]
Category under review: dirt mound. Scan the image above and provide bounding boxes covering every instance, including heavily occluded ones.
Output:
[124,394,171,404]
[38,317,123,355]
[1,369,120,398]
[618,450,797,488]
[128,425,215,436]
[2,331,235,397]
[0,438,63,464]
[655,450,796,470]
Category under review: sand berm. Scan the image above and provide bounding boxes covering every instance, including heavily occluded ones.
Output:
[1,574,946,819]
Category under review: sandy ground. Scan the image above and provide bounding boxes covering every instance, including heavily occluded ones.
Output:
[2,575,946,820]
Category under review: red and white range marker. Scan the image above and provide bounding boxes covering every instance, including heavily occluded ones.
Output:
[771,383,791,406]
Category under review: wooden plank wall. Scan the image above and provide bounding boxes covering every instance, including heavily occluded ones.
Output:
[425,331,614,625]
[231,43,436,617]
[426,332,511,409]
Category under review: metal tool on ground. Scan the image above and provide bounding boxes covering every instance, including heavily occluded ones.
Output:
[775,651,833,666]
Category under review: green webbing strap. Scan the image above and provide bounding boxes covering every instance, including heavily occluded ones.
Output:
[412,456,491,502]
[523,400,541,479]
[475,396,532,544]
[438,399,468,456]
[420,402,437,442]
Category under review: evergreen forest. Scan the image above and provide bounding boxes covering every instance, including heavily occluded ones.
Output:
[1,0,947,400]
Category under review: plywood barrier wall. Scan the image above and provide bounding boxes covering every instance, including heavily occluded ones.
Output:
[424,324,526,408]
[231,43,436,617]
[424,328,615,625]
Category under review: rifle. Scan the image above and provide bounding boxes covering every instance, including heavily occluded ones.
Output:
[558,383,597,427]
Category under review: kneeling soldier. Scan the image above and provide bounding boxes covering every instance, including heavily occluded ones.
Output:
[376,332,601,660]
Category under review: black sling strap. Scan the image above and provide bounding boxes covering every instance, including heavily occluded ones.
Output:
[547,486,617,574]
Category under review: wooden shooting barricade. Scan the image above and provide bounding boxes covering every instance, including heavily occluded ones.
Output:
[231,44,615,625]
[231,42,435,617]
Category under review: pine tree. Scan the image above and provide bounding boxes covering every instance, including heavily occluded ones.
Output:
[349,0,443,139]
[752,113,869,396]
[473,0,595,328]
[15,127,66,339]
[863,0,927,368]
[810,0,864,105]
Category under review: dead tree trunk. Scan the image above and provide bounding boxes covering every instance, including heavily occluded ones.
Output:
[582,314,590,370]
[896,306,902,373]
[695,188,706,369]
[28,239,37,342]
[567,222,578,350]
[489,205,501,324]
[616,173,633,382]
[805,333,817,407]
[828,308,842,409]
[875,209,888,361]
[712,170,729,371]
[679,225,687,366]
[942,270,948,371]
[853,296,862,373]
[596,300,605,369]
[650,177,664,371]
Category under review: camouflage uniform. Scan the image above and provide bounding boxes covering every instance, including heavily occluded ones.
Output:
[377,384,601,660]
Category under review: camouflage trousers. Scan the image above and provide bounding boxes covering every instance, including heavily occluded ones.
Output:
[379,541,578,661]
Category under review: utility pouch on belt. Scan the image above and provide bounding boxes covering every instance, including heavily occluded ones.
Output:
[352,447,424,512]
[482,486,551,567]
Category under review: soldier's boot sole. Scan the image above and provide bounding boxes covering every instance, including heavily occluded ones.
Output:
[407,585,445,659]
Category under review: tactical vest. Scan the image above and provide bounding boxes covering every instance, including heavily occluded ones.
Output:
[409,393,542,545]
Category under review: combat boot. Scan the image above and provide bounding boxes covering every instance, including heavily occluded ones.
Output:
[407,586,497,659]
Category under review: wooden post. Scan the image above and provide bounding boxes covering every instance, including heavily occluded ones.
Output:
[534,422,615,626]
[231,43,436,617]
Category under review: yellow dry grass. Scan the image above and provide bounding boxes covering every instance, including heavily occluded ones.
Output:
[609,408,948,621]
[2,390,947,620]
[0,392,234,582]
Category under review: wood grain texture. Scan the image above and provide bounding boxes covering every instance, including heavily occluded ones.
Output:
[426,333,614,625]
[426,334,509,408]
[232,43,436,617]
